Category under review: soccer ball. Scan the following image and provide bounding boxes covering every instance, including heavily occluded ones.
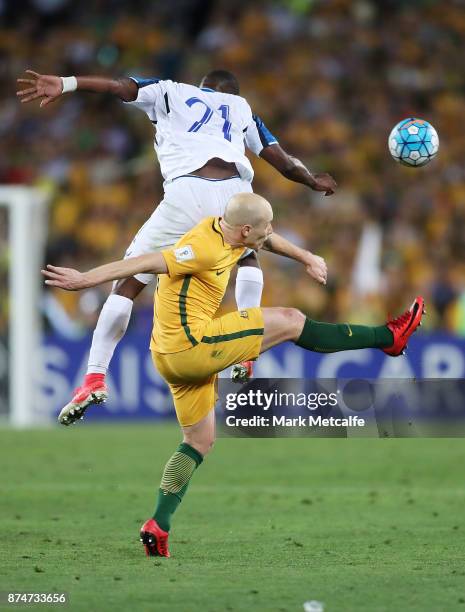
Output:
[388,118,439,167]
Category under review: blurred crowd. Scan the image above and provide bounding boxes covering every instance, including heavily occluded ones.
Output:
[2,0,465,337]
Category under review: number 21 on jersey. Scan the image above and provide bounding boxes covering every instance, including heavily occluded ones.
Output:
[185,97,232,141]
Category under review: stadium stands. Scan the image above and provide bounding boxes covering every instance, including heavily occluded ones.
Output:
[2,0,465,336]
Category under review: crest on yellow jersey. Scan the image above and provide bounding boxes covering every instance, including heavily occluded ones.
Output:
[174,245,194,262]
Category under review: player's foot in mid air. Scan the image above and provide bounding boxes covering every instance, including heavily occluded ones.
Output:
[58,374,107,426]
[140,518,170,557]
[231,360,254,383]
[383,296,425,357]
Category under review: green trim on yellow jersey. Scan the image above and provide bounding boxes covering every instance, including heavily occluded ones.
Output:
[201,328,264,344]
[179,275,199,347]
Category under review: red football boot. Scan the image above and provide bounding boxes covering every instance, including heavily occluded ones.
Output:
[231,360,255,383]
[140,518,170,557]
[383,296,425,357]
[58,374,108,426]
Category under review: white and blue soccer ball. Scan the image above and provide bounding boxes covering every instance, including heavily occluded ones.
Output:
[388,118,439,167]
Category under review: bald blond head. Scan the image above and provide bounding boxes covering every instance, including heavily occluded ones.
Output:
[223,193,273,227]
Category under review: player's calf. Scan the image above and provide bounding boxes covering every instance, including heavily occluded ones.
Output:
[141,442,204,558]
[292,298,424,355]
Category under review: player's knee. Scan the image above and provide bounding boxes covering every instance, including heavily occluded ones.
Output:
[187,441,214,457]
[112,277,146,300]
[112,287,135,300]
[204,437,215,455]
[281,308,305,339]
[237,251,260,269]
[184,433,215,457]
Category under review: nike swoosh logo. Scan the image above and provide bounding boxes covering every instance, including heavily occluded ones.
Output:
[216,270,226,276]
[346,324,353,337]
[401,302,419,336]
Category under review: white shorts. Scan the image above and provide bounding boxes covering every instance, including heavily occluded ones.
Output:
[124,175,254,284]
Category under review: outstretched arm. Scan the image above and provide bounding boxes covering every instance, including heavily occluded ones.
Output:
[17,70,138,107]
[260,143,337,196]
[262,232,327,285]
[42,252,168,291]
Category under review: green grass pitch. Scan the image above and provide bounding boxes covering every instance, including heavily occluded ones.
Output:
[1,424,465,611]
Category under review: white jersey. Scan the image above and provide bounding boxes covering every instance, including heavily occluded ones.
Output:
[126,77,278,184]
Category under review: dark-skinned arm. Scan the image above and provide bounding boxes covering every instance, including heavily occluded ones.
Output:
[17,70,138,107]
[260,143,337,196]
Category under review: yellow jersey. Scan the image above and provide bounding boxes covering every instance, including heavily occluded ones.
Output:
[151,217,246,354]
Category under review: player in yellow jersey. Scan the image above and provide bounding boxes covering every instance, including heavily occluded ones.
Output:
[42,193,424,558]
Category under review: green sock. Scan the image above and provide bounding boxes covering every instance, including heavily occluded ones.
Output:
[153,442,203,532]
[296,317,393,353]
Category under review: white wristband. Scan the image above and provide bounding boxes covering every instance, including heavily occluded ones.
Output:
[61,76,78,94]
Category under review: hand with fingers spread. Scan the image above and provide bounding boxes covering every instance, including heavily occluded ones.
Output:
[17,70,63,107]
[302,251,328,285]
[41,265,90,290]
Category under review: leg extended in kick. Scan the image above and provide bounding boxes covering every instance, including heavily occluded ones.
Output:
[259,296,424,357]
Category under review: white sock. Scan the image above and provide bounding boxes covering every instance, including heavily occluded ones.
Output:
[87,294,133,375]
[235,266,264,309]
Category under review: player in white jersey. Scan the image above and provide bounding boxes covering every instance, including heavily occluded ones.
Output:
[17,68,337,422]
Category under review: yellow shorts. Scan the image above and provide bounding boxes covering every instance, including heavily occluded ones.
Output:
[152,307,264,427]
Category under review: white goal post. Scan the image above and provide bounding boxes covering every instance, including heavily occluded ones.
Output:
[0,186,48,427]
